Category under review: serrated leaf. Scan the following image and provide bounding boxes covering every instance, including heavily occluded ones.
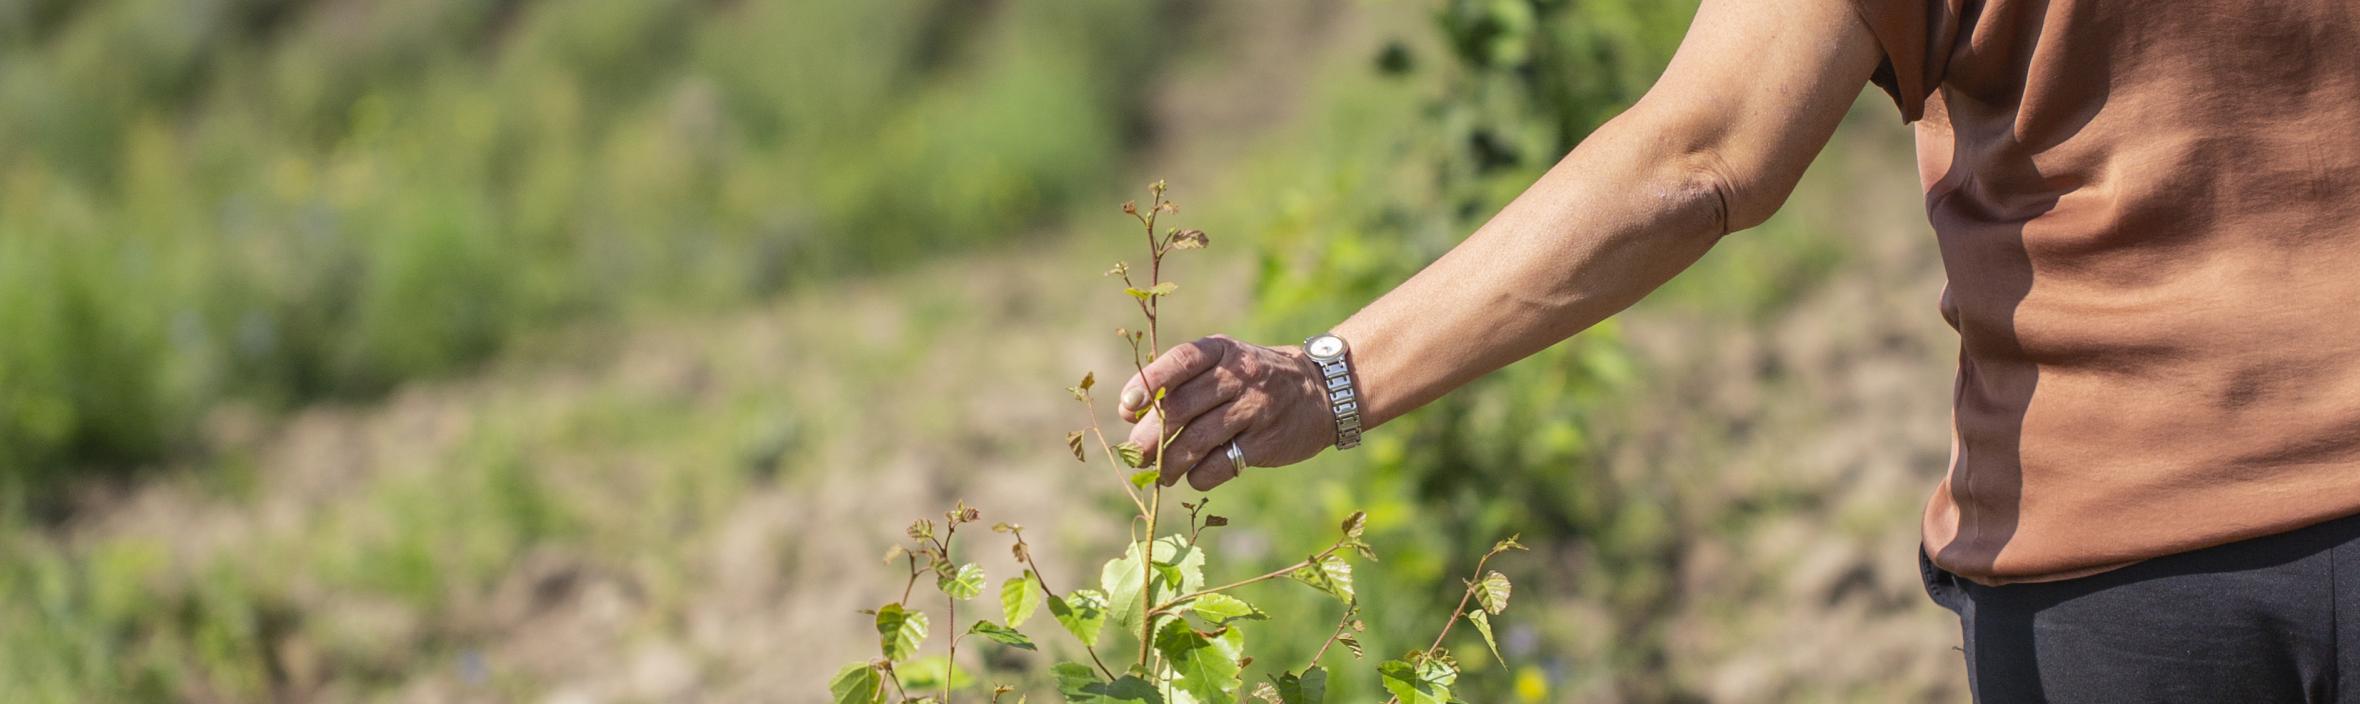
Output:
[897,656,974,692]
[1130,469,1160,490]
[967,621,1037,650]
[1068,431,1088,462]
[1376,657,1457,704]
[1473,570,1511,615]
[940,563,986,600]
[1187,593,1266,627]
[875,603,928,661]
[1336,635,1363,659]
[1339,512,1366,539]
[1050,589,1110,648]
[1288,555,1354,604]
[1150,281,1180,296]
[1252,682,1282,704]
[1103,537,1205,631]
[1169,229,1209,250]
[1125,287,1154,302]
[830,663,888,704]
[1002,574,1041,627]
[1153,619,1242,704]
[1114,442,1148,469]
[1269,666,1327,704]
[1468,609,1501,662]
[1056,662,1164,703]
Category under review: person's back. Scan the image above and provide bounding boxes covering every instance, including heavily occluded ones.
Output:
[1858,0,2360,583]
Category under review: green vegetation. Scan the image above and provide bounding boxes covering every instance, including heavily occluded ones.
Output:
[0,0,1945,701]
[832,184,1528,704]
[0,0,1162,501]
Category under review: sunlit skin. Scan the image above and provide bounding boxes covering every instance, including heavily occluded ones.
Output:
[1120,0,1886,491]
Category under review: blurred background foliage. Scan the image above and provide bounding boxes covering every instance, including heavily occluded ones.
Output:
[0,0,1156,501]
[0,0,1959,701]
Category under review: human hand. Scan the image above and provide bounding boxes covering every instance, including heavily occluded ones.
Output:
[1118,335,1338,491]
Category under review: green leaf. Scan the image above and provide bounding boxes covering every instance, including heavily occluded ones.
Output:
[1104,536,1206,630]
[1150,281,1180,296]
[1153,619,1242,704]
[1115,442,1149,469]
[1049,589,1110,648]
[1376,657,1457,704]
[1130,469,1160,490]
[1002,573,1041,627]
[966,621,1037,650]
[1473,570,1511,615]
[897,656,974,692]
[1468,609,1501,662]
[940,563,986,600]
[1339,511,1366,539]
[1056,662,1165,703]
[1269,667,1327,704]
[875,603,928,661]
[1288,555,1354,604]
[1187,593,1265,627]
[829,663,888,704]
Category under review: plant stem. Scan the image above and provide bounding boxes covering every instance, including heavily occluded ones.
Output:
[1138,484,1160,669]
[1080,407,1148,515]
[1143,543,1344,619]
[1307,603,1357,667]
[1010,529,1119,680]
[1383,545,1515,704]
[1423,548,1505,655]
[899,552,923,605]
[886,664,912,703]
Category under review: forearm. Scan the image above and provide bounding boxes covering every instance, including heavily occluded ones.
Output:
[1333,116,1733,429]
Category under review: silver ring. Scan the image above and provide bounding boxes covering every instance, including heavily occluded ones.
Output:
[1225,441,1248,471]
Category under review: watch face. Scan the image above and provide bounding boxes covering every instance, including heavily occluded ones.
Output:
[1307,335,1346,359]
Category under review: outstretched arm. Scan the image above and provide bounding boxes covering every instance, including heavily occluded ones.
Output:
[1122,0,1889,490]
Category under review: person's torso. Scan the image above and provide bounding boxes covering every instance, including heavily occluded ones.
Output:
[1911,0,2360,583]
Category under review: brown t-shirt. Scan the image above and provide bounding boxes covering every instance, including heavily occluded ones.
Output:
[1851,0,2360,584]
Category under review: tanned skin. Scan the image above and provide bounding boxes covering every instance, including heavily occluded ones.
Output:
[1118,0,1889,490]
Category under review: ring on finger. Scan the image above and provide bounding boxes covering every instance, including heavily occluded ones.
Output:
[1225,441,1248,471]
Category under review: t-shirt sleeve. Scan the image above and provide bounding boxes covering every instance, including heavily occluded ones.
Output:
[1848,0,1956,123]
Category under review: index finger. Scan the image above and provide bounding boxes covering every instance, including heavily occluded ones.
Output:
[1120,335,1232,422]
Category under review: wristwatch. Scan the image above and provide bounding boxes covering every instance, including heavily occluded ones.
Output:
[1303,333,1363,450]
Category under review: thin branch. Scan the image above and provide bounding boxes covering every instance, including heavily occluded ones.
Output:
[1009,528,1119,680]
[1307,602,1358,667]
[1144,542,1346,619]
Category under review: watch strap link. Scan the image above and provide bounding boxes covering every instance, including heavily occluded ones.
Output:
[1306,334,1362,450]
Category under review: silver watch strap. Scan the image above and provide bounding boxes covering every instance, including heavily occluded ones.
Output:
[1305,334,1362,450]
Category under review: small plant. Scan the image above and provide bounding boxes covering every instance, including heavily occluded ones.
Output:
[829,183,1527,704]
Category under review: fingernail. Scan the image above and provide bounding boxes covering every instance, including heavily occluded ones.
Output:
[1120,387,1147,411]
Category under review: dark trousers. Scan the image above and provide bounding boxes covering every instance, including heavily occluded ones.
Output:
[1922,513,2360,703]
